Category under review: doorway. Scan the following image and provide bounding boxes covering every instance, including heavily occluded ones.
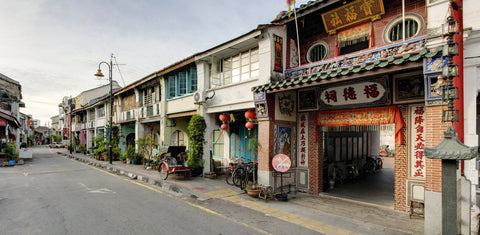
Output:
[322,124,395,207]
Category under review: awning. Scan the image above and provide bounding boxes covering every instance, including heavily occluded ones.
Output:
[317,105,404,145]
[0,112,20,127]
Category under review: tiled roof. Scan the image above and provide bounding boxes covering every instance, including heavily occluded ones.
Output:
[272,0,327,23]
[252,37,441,93]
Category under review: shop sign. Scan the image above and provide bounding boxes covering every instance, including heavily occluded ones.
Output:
[410,104,425,178]
[0,118,6,126]
[63,128,69,140]
[321,0,385,34]
[297,113,308,167]
[319,81,386,107]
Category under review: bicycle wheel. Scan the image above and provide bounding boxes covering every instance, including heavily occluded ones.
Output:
[159,163,169,180]
[377,158,383,170]
[233,167,246,187]
[225,168,234,185]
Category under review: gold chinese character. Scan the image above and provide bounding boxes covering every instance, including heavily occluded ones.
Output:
[360,0,375,16]
[345,6,358,22]
[330,12,342,27]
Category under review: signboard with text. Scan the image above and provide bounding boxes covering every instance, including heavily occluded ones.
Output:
[409,104,426,178]
[272,154,291,173]
[321,0,385,34]
[318,78,390,109]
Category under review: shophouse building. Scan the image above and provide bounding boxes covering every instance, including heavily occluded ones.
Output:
[194,24,285,173]
[248,0,478,231]
[114,72,162,155]
[0,72,23,150]
[70,81,121,152]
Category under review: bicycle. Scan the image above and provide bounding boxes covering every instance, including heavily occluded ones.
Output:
[232,161,258,190]
[225,158,240,185]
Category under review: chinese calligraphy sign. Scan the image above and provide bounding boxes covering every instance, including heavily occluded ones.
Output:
[321,0,385,34]
[297,113,308,167]
[410,104,425,178]
[319,80,387,108]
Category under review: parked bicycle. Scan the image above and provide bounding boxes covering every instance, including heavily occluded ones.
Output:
[225,158,240,185]
[231,161,257,190]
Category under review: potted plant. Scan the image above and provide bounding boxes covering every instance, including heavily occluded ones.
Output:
[245,185,260,197]
[187,114,206,176]
[124,146,136,164]
[4,142,18,163]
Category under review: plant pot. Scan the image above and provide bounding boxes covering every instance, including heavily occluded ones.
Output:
[247,189,260,197]
[191,167,204,177]
[103,156,109,161]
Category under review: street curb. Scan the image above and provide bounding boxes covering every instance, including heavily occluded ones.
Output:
[57,152,210,201]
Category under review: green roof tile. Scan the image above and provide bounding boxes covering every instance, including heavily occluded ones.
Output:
[320,74,328,79]
[353,67,362,73]
[393,58,404,65]
[409,54,421,61]
[365,64,375,70]
[378,61,389,67]
[402,53,411,59]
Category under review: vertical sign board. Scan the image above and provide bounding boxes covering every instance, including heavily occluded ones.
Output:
[297,113,308,167]
[273,35,283,72]
[409,104,426,178]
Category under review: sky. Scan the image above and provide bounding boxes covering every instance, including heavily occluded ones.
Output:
[0,0,298,126]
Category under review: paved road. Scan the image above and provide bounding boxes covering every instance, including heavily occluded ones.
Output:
[1,147,327,235]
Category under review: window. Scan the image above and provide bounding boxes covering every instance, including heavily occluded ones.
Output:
[168,76,176,99]
[338,22,371,56]
[178,71,187,96]
[212,129,225,158]
[190,67,197,92]
[167,66,198,99]
[306,41,328,63]
[217,47,259,86]
[383,13,424,43]
[88,108,95,121]
[143,86,155,105]
[97,105,105,118]
[171,130,184,146]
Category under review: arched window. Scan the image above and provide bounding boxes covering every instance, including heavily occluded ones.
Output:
[306,41,328,63]
[383,13,424,43]
[171,130,184,146]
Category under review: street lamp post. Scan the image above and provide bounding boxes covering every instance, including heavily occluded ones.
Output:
[94,55,113,164]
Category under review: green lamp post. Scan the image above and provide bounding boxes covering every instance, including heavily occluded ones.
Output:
[94,55,114,164]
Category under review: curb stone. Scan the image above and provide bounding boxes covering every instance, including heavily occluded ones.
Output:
[58,152,207,200]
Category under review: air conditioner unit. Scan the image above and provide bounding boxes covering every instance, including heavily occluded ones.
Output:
[193,91,205,104]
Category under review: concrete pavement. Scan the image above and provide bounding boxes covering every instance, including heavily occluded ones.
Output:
[54,148,423,235]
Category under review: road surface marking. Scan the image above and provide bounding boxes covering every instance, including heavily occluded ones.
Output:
[127,180,270,235]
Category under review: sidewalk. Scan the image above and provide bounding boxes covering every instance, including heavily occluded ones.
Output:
[57,149,424,235]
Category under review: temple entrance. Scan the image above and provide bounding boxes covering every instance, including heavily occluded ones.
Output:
[322,124,396,207]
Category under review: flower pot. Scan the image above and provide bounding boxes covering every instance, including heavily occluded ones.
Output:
[247,189,260,197]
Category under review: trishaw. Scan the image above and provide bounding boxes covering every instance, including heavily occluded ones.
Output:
[158,146,191,180]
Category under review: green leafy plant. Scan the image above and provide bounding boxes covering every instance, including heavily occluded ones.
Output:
[137,135,156,161]
[4,142,18,161]
[186,114,206,171]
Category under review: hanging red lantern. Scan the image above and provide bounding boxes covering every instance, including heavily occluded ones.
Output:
[220,124,228,130]
[244,110,256,121]
[245,122,254,130]
[219,114,229,123]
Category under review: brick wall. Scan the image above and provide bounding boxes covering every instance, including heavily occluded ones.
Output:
[425,105,450,193]
[285,0,427,70]
[308,111,322,194]
[394,105,408,211]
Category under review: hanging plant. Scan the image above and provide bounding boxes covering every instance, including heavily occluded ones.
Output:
[187,114,206,171]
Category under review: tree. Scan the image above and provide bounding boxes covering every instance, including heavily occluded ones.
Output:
[186,114,206,171]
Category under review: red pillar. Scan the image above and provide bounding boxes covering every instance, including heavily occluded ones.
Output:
[451,0,464,172]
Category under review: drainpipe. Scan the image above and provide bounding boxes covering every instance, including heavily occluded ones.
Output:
[451,0,464,173]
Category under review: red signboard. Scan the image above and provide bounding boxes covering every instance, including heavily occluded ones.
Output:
[0,117,6,126]
[272,154,291,173]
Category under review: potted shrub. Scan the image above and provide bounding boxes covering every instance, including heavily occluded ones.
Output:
[5,142,18,163]
[187,114,206,176]
[124,146,136,164]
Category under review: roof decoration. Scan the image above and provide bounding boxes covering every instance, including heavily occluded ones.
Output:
[252,37,442,93]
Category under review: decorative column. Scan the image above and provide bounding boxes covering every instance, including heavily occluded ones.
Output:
[424,127,477,234]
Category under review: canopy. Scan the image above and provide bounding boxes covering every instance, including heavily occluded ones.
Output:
[317,106,404,145]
